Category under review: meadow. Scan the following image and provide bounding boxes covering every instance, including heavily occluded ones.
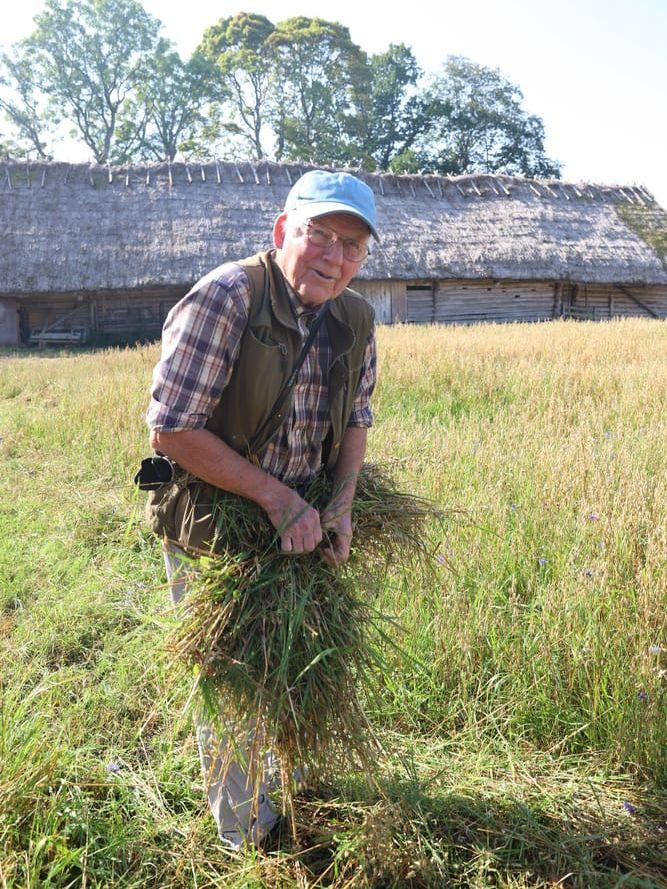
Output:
[0,318,665,888]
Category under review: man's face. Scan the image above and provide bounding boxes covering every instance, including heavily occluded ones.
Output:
[273,211,370,308]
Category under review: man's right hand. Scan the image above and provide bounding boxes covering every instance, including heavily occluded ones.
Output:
[264,486,323,554]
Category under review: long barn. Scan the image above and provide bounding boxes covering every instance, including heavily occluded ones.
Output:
[1,160,666,345]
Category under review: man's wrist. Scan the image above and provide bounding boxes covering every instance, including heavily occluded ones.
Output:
[254,473,293,514]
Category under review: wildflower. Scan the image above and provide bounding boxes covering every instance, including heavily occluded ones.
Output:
[509,503,518,511]
[538,557,548,566]
[587,512,600,522]
[106,762,121,774]
[584,568,594,578]
[623,801,637,814]
[435,553,448,568]
[649,646,662,655]
[636,690,649,703]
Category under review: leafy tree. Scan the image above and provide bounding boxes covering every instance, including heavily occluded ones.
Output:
[424,56,561,177]
[0,49,53,158]
[117,39,212,161]
[352,44,430,171]
[197,12,275,160]
[267,17,367,165]
[25,0,160,163]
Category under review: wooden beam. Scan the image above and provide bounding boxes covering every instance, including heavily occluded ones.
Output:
[615,284,659,318]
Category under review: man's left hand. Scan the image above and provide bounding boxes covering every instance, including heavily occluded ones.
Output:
[320,501,353,567]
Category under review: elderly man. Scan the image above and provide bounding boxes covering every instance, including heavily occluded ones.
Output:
[144,169,378,849]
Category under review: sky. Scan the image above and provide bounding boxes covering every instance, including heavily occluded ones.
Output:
[2,0,666,207]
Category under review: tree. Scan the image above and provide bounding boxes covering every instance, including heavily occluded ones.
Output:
[0,49,53,158]
[26,0,160,163]
[117,39,212,161]
[351,44,429,171]
[197,12,275,160]
[423,56,561,177]
[267,17,367,165]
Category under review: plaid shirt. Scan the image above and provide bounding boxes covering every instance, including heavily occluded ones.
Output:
[146,261,376,485]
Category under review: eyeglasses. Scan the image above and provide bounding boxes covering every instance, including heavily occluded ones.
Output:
[303,220,370,262]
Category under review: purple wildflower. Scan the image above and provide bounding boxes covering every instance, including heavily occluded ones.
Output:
[587,512,600,522]
[538,557,548,566]
[649,646,662,656]
[623,801,637,814]
[584,568,594,578]
[106,762,121,774]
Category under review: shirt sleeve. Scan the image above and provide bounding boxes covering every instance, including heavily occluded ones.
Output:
[145,264,251,432]
[347,324,377,428]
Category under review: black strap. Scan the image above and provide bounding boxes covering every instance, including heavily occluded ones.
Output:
[249,302,329,454]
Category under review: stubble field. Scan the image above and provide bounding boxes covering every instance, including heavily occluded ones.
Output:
[0,318,665,887]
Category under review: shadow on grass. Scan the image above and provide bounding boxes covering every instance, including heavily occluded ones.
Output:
[271,776,667,888]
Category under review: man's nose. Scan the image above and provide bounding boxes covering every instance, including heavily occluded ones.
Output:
[321,237,344,263]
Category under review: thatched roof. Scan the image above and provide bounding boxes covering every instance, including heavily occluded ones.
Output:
[1,160,666,295]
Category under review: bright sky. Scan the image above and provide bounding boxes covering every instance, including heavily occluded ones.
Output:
[3,0,666,207]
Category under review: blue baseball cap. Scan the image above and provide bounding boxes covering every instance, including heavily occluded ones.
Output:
[284,169,379,241]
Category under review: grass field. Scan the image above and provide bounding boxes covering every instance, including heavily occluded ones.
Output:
[0,318,665,888]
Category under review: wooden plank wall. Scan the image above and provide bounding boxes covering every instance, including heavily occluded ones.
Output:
[0,297,20,346]
[19,287,185,342]
[349,281,395,324]
[565,284,667,319]
[435,280,556,324]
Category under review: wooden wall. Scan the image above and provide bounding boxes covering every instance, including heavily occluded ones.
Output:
[0,298,19,346]
[563,283,667,320]
[355,279,558,324]
[11,279,667,345]
[17,287,184,343]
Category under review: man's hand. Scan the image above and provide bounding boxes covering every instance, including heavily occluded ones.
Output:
[320,499,353,567]
[264,485,323,554]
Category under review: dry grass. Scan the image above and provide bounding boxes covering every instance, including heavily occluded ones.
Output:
[0,318,665,886]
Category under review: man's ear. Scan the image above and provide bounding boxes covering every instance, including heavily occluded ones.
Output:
[273,213,288,249]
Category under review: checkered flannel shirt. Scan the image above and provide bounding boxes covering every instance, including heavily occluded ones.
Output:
[146,262,376,486]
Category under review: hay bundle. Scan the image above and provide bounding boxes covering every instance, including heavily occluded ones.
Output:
[169,464,442,815]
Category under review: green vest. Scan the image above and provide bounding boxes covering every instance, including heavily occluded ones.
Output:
[147,249,374,551]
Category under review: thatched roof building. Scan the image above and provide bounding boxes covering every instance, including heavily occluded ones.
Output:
[1,159,666,344]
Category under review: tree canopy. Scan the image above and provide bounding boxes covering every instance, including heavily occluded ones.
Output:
[0,3,561,178]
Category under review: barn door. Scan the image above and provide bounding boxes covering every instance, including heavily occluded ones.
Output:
[406,283,435,323]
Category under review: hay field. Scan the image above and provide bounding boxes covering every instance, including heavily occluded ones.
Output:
[0,319,665,888]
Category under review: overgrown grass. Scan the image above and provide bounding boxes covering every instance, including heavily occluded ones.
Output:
[1,320,665,887]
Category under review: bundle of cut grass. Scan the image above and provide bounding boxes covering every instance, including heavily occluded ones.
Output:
[168,463,443,817]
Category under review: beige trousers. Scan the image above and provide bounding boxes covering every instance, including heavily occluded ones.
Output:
[164,542,280,849]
